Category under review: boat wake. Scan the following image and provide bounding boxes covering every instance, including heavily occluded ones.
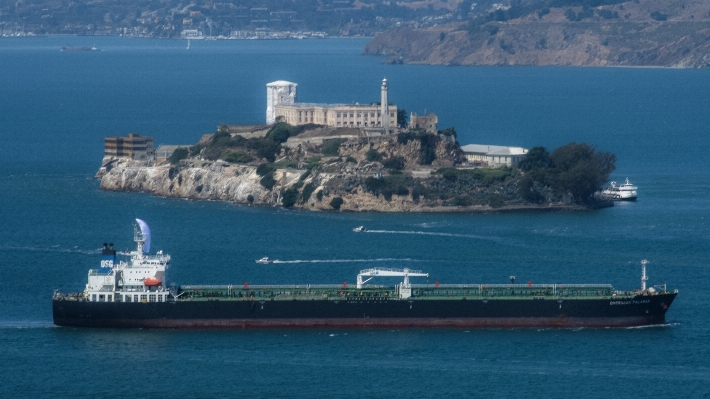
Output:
[0,321,55,329]
[0,245,101,255]
[271,258,426,264]
[364,229,489,239]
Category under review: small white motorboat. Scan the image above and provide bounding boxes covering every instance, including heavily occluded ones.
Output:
[353,226,366,232]
[255,257,272,264]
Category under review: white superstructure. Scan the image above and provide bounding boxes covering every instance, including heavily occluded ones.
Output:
[602,178,638,201]
[84,219,171,303]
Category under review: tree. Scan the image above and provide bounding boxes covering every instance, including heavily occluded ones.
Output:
[549,143,616,203]
[330,197,343,210]
[518,146,550,171]
[167,148,188,165]
[397,109,408,128]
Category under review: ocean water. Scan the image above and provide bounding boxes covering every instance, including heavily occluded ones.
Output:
[1,36,709,397]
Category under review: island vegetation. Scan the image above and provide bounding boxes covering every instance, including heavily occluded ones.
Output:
[100,121,617,213]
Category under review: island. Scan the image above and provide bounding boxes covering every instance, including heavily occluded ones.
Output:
[96,123,616,213]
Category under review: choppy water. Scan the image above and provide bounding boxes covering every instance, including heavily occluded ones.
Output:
[0,36,709,397]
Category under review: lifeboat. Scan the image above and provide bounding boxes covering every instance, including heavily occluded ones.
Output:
[144,277,162,286]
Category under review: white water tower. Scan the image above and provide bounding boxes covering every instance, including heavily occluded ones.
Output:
[266,81,297,125]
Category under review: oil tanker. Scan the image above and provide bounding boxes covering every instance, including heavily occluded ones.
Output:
[52,220,677,329]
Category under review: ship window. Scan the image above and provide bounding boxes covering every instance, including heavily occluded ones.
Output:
[99,294,105,302]
[125,295,131,302]
[107,295,112,302]
[140,295,147,302]
[157,295,163,302]
[149,295,156,302]
[91,294,97,302]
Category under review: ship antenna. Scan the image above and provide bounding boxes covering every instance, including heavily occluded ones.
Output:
[134,222,145,255]
[641,259,648,291]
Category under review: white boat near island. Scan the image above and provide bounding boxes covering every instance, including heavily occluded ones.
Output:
[353,226,366,232]
[255,257,272,264]
[601,178,638,201]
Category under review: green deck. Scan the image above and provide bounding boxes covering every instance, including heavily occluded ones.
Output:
[175,284,630,302]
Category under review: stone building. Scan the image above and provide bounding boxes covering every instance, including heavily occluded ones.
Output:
[104,133,154,161]
[408,112,438,134]
[267,79,398,134]
[460,144,528,167]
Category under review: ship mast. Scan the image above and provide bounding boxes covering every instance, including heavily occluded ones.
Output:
[641,259,648,291]
[133,223,145,257]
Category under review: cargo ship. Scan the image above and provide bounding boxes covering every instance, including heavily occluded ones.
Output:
[52,220,677,329]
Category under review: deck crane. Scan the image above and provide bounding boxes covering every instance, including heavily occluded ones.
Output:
[357,268,429,299]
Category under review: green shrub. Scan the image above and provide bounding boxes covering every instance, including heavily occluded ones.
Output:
[382,156,405,170]
[260,172,276,189]
[489,194,504,208]
[168,148,189,165]
[330,197,343,210]
[281,187,299,208]
[316,190,323,202]
[247,194,254,203]
[301,182,316,203]
[189,145,203,157]
[256,163,276,176]
[438,127,457,138]
[321,138,347,156]
[346,156,357,163]
[366,149,381,162]
[222,151,253,163]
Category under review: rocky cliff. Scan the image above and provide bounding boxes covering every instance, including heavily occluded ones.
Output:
[97,132,603,213]
[363,0,710,68]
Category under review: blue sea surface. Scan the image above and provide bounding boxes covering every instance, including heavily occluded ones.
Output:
[0,36,709,397]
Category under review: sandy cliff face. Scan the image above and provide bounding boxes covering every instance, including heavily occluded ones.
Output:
[363,0,710,68]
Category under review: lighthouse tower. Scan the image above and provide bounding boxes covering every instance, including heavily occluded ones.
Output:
[266,81,298,125]
[380,78,389,132]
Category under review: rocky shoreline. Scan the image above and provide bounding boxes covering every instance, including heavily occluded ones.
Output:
[96,133,613,214]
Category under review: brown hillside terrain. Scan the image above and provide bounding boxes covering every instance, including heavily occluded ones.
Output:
[363,0,710,67]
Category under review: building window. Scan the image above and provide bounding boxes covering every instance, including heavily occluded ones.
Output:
[357,122,361,126]
[357,113,361,118]
[337,122,341,126]
[371,113,375,117]
[337,113,341,118]
[390,113,394,117]
[350,113,354,118]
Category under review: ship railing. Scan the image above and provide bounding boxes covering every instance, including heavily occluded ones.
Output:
[88,269,115,276]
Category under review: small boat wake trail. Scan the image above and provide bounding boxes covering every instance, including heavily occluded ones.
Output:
[271,258,427,264]
[364,229,489,240]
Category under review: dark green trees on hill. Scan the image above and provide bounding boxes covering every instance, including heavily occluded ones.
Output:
[519,143,616,203]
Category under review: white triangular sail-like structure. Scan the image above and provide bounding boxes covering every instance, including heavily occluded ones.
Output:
[135,218,151,253]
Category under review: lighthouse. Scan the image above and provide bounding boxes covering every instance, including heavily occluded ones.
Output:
[380,78,389,132]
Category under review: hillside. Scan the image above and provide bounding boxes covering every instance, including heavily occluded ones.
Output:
[363,0,710,67]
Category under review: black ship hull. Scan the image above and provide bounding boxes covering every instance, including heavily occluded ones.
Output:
[53,293,676,329]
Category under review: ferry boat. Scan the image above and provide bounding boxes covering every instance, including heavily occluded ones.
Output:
[52,220,677,329]
[602,178,638,201]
